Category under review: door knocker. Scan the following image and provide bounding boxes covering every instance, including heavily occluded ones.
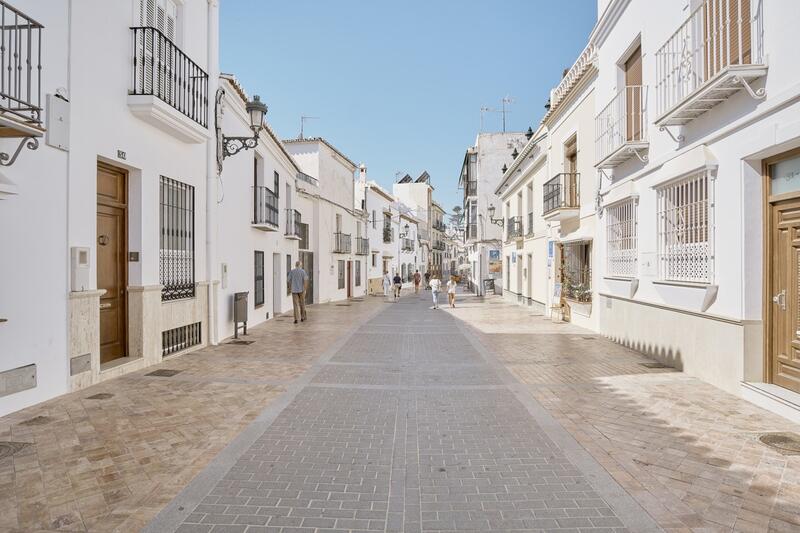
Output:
[98,235,110,246]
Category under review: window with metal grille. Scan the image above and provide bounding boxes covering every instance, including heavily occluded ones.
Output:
[355,260,361,287]
[254,251,264,306]
[656,171,713,283]
[338,260,345,289]
[606,200,638,278]
[561,242,592,302]
[162,322,201,357]
[160,176,195,301]
[286,254,292,296]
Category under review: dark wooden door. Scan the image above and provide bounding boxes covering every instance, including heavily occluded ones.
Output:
[97,163,127,364]
[346,261,352,298]
[769,198,800,394]
[301,251,314,304]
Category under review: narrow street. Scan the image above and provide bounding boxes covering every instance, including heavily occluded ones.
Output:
[2,291,800,532]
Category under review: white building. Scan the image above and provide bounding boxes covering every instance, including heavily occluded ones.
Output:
[592,0,800,418]
[285,137,367,302]
[393,172,433,277]
[458,132,528,295]
[0,0,219,417]
[358,175,398,293]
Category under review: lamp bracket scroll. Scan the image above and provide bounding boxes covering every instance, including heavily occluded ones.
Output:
[0,137,39,167]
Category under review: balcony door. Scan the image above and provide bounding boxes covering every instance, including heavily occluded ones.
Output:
[137,0,178,95]
[97,163,128,364]
[624,46,643,142]
[704,0,752,79]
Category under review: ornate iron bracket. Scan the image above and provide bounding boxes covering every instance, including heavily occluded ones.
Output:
[222,134,259,159]
[598,168,612,182]
[733,76,766,100]
[0,136,39,167]
[659,125,685,143]
[628,147,649,164]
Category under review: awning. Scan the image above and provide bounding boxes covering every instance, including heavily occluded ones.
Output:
[652,145,718,188]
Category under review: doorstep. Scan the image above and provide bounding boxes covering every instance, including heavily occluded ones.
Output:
[741,382,800,425]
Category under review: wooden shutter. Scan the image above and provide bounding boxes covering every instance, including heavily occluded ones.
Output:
[704,0,752,80]
[625,46,643,142]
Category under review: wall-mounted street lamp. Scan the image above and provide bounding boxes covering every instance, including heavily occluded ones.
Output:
[221,95,268,160]
[399,223,410,238]
[486,204,504,228]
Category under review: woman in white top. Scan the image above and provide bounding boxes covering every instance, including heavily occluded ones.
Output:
[446,276,457,308]
[382,272,392,300]
[429,275,442,309]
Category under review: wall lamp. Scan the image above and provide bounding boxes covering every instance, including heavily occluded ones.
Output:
[222,95,267,160]
[486,204,504,228]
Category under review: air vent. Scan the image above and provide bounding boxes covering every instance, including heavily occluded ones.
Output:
[162,322,202,357]
[759,432,800,455]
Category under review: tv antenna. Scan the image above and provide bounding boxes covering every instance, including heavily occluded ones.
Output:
[501,96,514,132]
[480,106,500,132]
[299,116,319,139]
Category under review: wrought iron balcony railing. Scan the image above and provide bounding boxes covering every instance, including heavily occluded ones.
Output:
[131,26,209,127]
[433,240,446,251]
[285,209,302,238]
[464,180,477,197]
[402,237,414,251]
[252,185,278,227]
[595,85,648,167]
[0,2,43,129]
[383,226,394,243]
[507,216,523,240]
[333,232,352,254]
[433,220,446,232]
[543,173,580,215]
[356,237,369,255]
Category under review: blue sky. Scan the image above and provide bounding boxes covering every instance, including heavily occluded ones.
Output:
[220,0,598,214]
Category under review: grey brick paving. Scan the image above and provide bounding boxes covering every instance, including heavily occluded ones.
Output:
[149,293,660,532]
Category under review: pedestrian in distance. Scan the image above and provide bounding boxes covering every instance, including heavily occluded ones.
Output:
[382,271,392,300]
[392,272,402,300]
[287,261,309,324]
[413,270,421,293]
[447,275,457,308]
[430,274,442,309]
[424,271,431,290]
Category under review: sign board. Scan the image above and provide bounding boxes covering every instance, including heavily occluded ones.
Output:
[553,282,562,300]
[488,249,502,275]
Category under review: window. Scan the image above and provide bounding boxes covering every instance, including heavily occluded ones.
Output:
[254,251,265,306]
[372,210,376,229]
[160,176,195,301]
[338,260,345,289]
[561,242,591,302]
[336,213,342,232]
[274,171,280,197]
[286,254,292,296]
[355,260,361,286]
[656,171,712,283]
[371,253,377,268]
[606,200,637,278]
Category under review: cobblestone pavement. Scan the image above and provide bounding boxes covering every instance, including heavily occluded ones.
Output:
[0,298,382,533]
[148,292,657,533]
[447,293,800,533]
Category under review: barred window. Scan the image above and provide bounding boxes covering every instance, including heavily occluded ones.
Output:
[160,176,195,301]
[656,172,712,283]
[355,260,361,287]
[338,260,345,289]
[286,254,292,296]
[561,242,592,302]
[606,200,637,278]
[254,251,264,306]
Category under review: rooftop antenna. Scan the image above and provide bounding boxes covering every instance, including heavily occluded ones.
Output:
[501,96,514,132]
[480,106,500,132]
[299,116,319,140]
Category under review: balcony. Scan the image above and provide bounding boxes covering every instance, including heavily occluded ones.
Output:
[433,220,446,232]
[401,237,415,251]
[655,0,765,127]
[383,226,395,243]
[285,209,302,239]
[464,180,477,197]
[596,85,648,168]
[433,240,446,251]
[526,212,535,237]
[356,237,370,255]
[465,223,477,241]
[129,26,209,143]
[543,173,580,221]
[507,216,523,241]
[252,186,278,230]
[333,232,351,254]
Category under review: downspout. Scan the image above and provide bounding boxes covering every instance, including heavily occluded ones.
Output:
[205,0,220,345]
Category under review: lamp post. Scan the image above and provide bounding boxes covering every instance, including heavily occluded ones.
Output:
[487,204,504,228]
[221,95,268,161]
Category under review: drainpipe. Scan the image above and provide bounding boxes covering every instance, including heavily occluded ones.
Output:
[206,0,220,345]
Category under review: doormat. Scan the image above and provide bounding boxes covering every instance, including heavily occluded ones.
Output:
[336,304,351,307]
[0,441,30,460]
[639,362,670,369]
[19,415,52,426]
[226,340,255,345]
[85,393,114,400]
[759,432,800,455]
[145,369,183,377]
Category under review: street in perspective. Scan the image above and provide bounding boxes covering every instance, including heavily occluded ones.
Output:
[2,0,800,532]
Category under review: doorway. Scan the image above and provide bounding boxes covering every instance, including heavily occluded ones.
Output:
[346,260,352,298]
[624,45,643,142]
[272,253,282,317]
[97,162,128,364]
[766,149,800,394]
[527,254,532,304]
[300,251,314,305]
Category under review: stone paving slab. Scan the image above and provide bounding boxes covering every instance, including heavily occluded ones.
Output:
[148,292,659,532]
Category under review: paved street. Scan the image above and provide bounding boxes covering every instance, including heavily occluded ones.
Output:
[2,290,800,532]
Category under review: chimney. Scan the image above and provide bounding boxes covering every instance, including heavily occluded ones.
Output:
[359,163,367,184]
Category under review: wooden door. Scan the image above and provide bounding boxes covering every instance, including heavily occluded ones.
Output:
[624,46,643,142]
[97,163,127,364]
[346,261,352,298]
[302,252,314,305]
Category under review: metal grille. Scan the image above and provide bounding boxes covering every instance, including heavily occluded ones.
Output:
[298,222,310,249]
[606,200,638,278]
[333,232,352,254]
[507,216,523,240]
[561,241,592,302]
[543,173,580,214]
[285,209,301,237]
[596,85,648,163]
[655,0,762,117]
[337,260,345,289]
[0,2,43,125]
[160,176,195,301]
[657,171,713,283]
[253,185,278,226]
[162,322,201,357]
[526,212,534,236]
[130,27,208,127]
[355,260,361,287]
[356,237,369,255]
[254,251,264,306]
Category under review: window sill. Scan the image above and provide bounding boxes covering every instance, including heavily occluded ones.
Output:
[603,276,635,282]
[652,280,710,289]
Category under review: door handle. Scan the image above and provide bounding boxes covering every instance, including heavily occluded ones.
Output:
[99,303,112,309]
[773,289,786,311]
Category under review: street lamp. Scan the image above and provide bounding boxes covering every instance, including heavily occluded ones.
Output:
[487,204,504,227]
[399,223,410,238]
[221,95,268,160]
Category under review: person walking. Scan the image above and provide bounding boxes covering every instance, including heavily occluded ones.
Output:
[430,274,442,309]
[287,261,309,324]
[447,275,457,308]
[424,271,431,290]
[382,271,392,300]
[392,272,402,300]
[413,270,421,293]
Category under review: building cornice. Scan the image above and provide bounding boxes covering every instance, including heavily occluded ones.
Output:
[541,43,598,124]
[494,127,547,196]
[588,0,631,47]
[283,137,358,171]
